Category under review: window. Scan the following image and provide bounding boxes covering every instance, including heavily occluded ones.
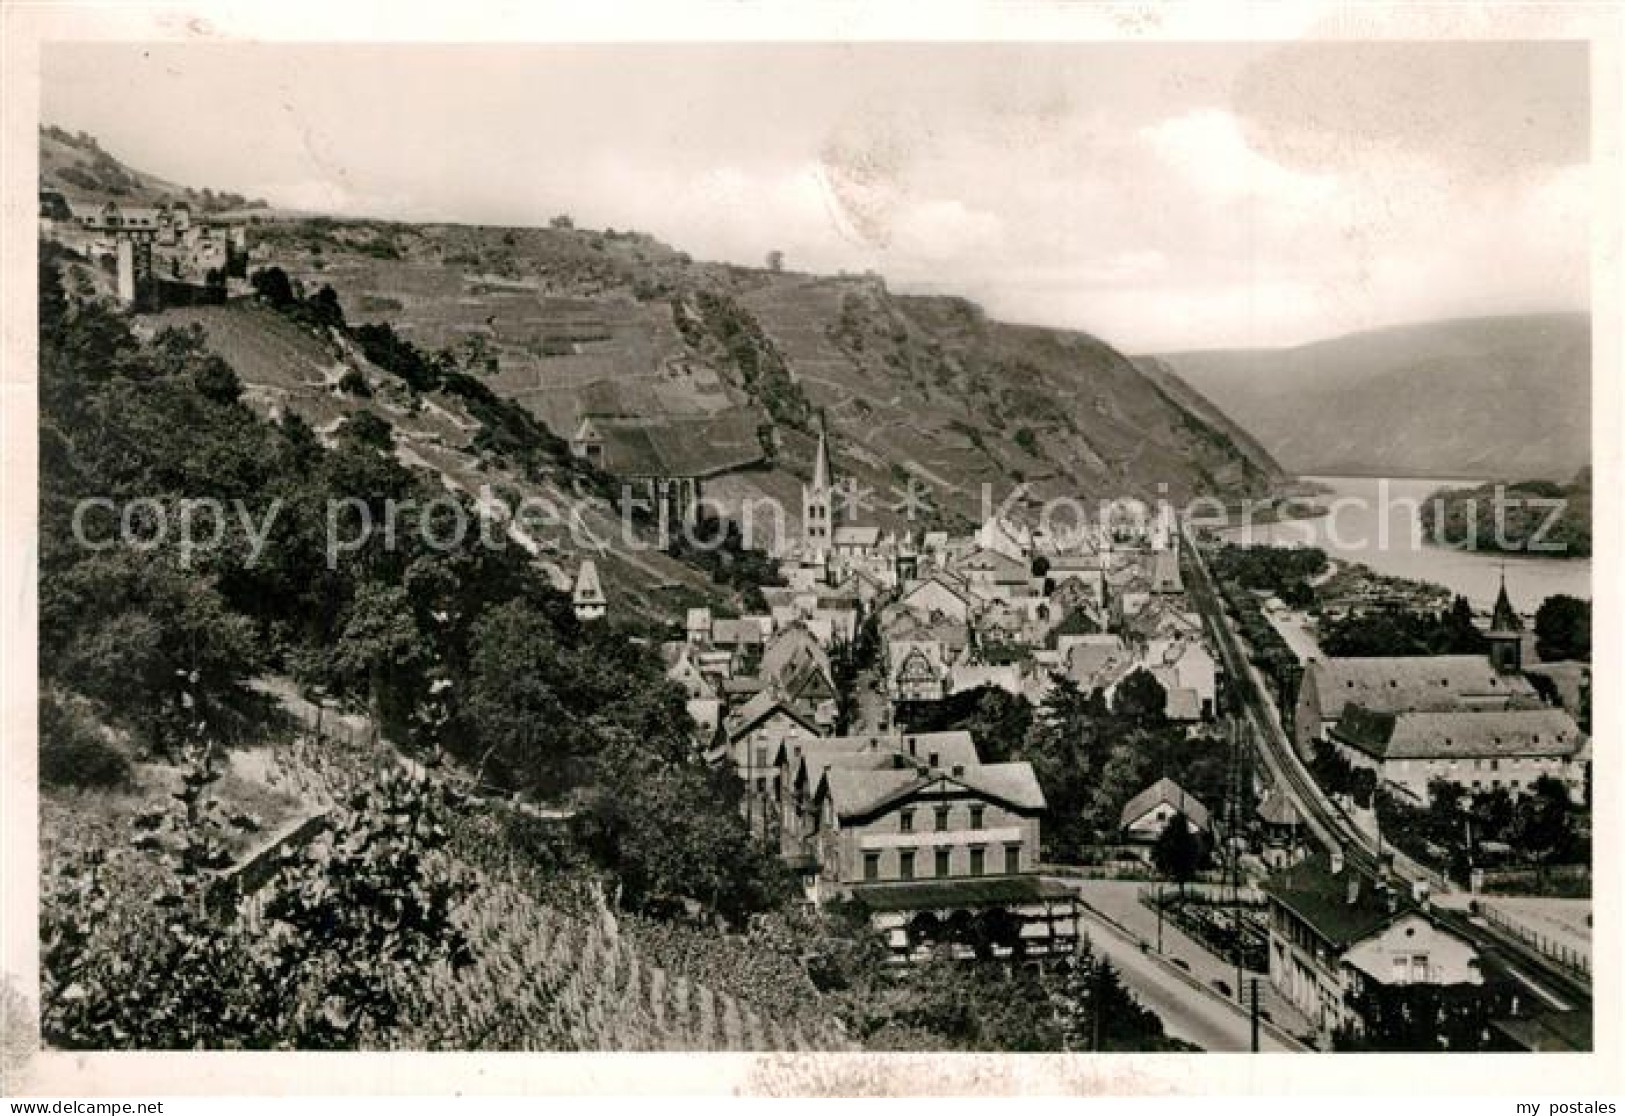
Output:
[935,848,951,877]
[1412,954,1430,983]
[970,805,985,830]
[900,809,914,834]
[900,851,915,880]
[1392,956,1409,984]
[928,751,940,767]
[935,805,950,831]
[1004,845,1021,874]
[969,847,985,876]
[754,746,767,767]
[863,852,880,882]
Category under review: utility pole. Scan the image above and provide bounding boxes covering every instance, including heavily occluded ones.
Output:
[1249,977,1261,1052]
[1092,959,1104,1053]
[1227,715,1246,1001]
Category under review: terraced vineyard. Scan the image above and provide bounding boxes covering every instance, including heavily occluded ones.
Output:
[412,881,850,1052]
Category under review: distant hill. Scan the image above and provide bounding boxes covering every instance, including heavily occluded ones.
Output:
[1156,314,1591,480]
[38,124,1289,610]
[40,123,268,213]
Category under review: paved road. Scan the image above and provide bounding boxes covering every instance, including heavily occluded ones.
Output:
[1077,906,1299,1052]
[1068,880,1253,989]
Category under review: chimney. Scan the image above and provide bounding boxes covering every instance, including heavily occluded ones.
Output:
[1345,874,1360,907]
[1412,880,1431,909]
[1329,848,1345,876]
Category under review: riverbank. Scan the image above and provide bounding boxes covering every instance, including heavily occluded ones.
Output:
[1213,475,1592,609]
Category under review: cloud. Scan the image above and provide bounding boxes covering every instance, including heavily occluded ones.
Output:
[41,41,1591,352]
[890,198,1004,261]
[1140,107,1337,207]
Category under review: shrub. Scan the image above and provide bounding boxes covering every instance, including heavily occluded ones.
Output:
[336,368,371,397]
[39,694,130,789]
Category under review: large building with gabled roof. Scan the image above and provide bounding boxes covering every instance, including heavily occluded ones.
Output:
[773,727,1079,958]
[1292,654,1538,758]
[1327,705,1586,803]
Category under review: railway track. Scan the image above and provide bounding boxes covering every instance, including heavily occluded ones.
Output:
[1179,525,1441,888]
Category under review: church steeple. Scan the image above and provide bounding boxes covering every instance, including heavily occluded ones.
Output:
[1486,566,1524,673]
[803,411,835,557]
[811,411,833,494]
[1490,567,1522,634]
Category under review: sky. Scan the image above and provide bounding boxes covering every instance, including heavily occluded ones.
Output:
[42,41,1590,352]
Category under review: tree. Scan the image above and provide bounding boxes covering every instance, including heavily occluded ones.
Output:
[306,284,347,331]
[1443,595,1486,653]
[579,739,792,926]
[250,266,296,310]
[896,685,1033,764]
[1152,813,1203,894]
[464,599,573,792]
[1514,775,1581,870]
[336,368,371,397]
[1113,668,1167,725]
[341,410,392,450]
[333,582,422,736]
[1049,935,1186,1051]
[1534,594,1590,662]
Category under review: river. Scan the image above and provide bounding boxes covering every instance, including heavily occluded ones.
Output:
[1214,475,1591,611]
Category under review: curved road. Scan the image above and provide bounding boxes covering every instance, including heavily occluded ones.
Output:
[1078,907,1300,1052]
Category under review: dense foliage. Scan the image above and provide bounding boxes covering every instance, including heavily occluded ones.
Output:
[664,511,785,608]
[1205,545,1306,705]
[38,243,785,933]
[896,684,1034,764]
[1422,476,1591,558]
[1373,777,1587,885]
[1534,593,1591,662]
[687,291,813,430]
[1319,595,1485,657]
[41,745,471,1049]
[1209,543,1327,606]
[902,676,1228,862]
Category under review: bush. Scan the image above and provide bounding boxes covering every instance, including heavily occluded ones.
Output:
[336,368,371,397]
[39,694,130,789]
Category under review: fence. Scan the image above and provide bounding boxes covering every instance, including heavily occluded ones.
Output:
[1478,904,1591,981]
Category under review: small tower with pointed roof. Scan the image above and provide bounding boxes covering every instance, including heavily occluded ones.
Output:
[802,411,836,558]
[572,559,607,621]
[1486,567,1523,673]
